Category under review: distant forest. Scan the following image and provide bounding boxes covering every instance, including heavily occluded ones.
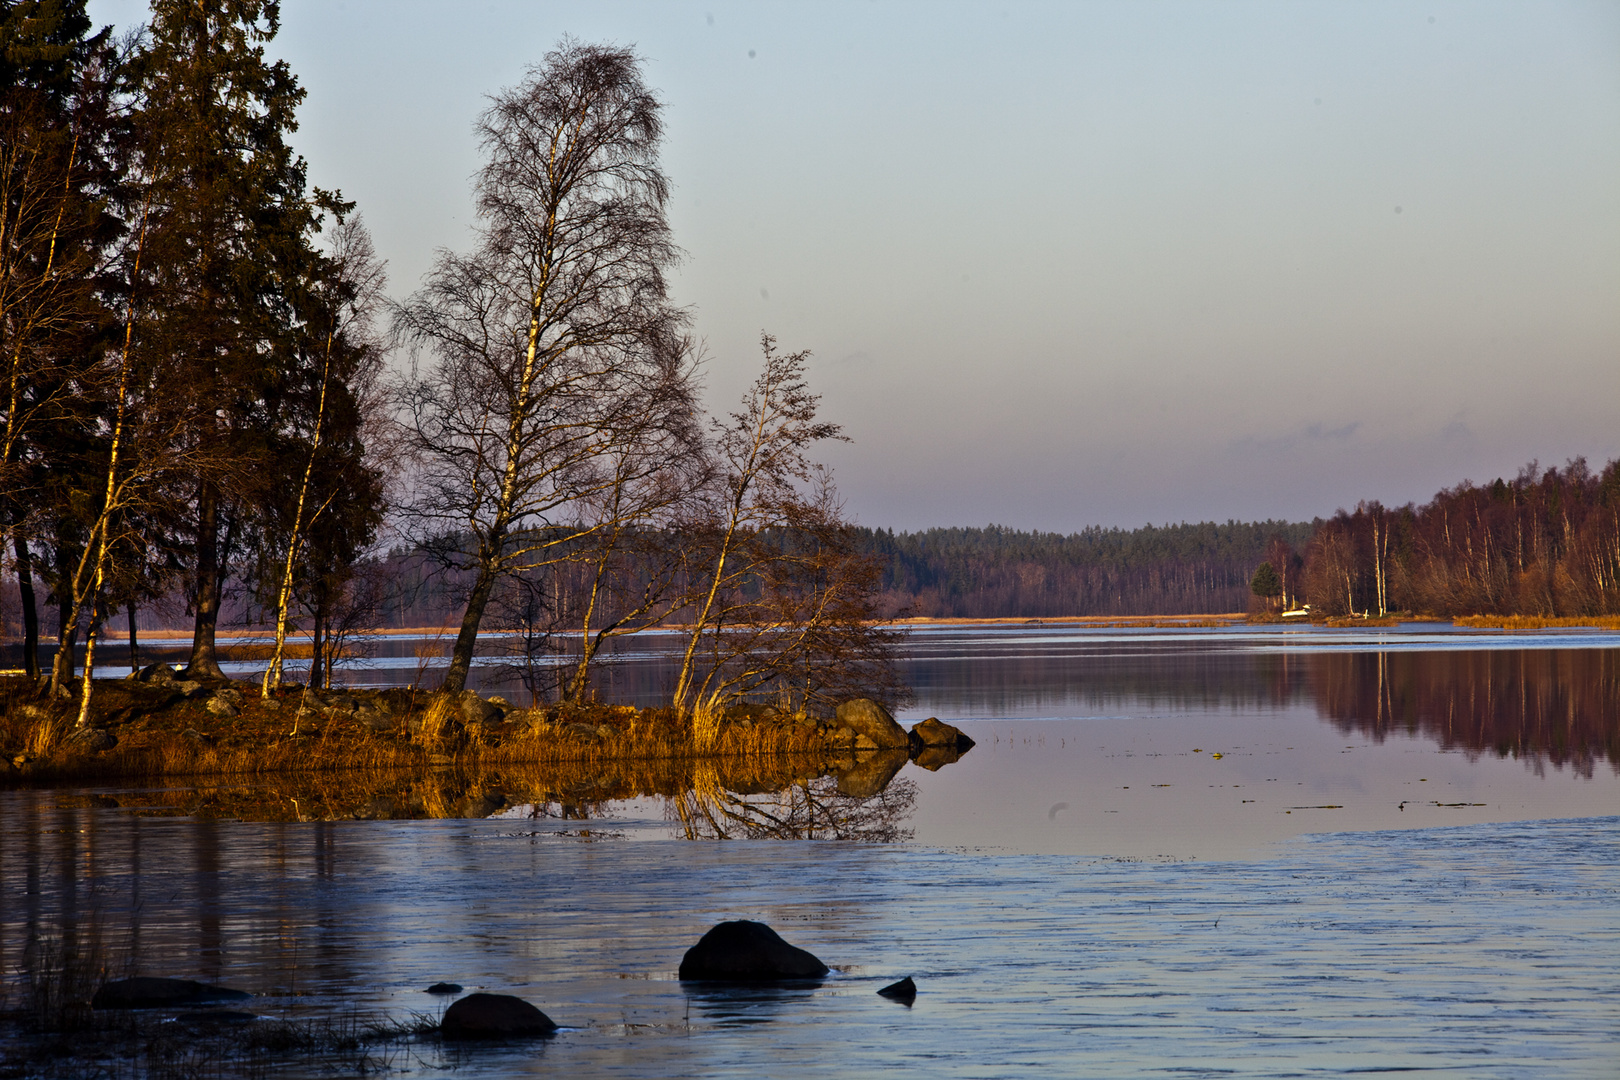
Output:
[340,519,1320,625]
[856,521,1316,618]
[1301,458,1620,618]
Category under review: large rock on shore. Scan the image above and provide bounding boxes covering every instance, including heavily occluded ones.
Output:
[459,692,503,727]
[441,992,557,1039]
[834,699,908,749]
[678,920,829,981]
[92,977,251,1010]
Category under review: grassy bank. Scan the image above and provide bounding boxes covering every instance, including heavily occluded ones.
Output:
[0,674,846,788]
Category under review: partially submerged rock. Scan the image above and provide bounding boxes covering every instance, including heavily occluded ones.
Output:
[440,992,557,1039]
[834,699,908,749]
[909,717,975,751]
[877,976,917,1002]
[678,920,829,981]
[92,977,251,1010]
[425,982,463,995]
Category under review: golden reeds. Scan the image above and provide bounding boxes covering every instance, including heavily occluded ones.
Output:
[1453,614,1620,630]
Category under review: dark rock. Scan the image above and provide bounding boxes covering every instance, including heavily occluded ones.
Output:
[459,692,502,727]
[877,976,917,1002]
[678,920,829,981]
[723,703,782,725]
[834,748,909,798]
[172,679,206,698]
[440,992,557,1040]
[66,726,118,752]
[834,699,908,749]
[353,706,395,732]
[135,663,177,684]
[909,717,975,751]
[92,977,251,1010]
[172,1009,257,1024]
[425,982,463,995]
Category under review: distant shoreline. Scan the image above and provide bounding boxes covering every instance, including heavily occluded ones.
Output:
[24,611,1620,646]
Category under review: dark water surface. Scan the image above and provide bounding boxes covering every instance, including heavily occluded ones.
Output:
[4,626,1618,1076]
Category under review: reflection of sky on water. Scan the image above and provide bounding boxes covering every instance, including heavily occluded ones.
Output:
[3,797,1616,1077]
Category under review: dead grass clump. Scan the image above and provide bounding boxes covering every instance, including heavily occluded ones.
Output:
[411,692,461,751]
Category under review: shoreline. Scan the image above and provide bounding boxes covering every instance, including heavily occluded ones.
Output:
[19,611,1620,647]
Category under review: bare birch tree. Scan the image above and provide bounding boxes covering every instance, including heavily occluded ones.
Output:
[397,40,691,696]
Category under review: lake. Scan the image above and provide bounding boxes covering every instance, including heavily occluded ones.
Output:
[3,624,1617,1077]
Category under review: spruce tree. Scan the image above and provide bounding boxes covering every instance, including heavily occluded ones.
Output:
[125,0,345,680]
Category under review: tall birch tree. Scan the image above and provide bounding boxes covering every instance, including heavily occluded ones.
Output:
[398,40,691,696]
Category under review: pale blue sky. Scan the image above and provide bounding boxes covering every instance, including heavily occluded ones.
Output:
[90,1,1620,530]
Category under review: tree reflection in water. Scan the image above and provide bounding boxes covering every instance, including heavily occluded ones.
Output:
[1312,648,1620,777]
[41,748,929,840]
[668,755,916,841]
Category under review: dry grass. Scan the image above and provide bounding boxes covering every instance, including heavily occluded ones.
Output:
[1453,614,1620,630]
[0,675,842,789]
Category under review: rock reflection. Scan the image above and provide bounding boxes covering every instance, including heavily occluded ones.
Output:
[680,982,823,1027]
[1312,649,1620,776]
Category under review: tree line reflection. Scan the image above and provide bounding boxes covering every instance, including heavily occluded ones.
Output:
[1311,649,1620,778]
[900,641,1618,774]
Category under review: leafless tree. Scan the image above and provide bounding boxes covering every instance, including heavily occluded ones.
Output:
[672,334,906,740]
[260,216,388,697]
[396,40,693,696]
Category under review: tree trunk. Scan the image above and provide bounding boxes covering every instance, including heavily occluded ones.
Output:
[51,544,77,692]
[13,530,40,681]
[127,600,139,672]
[442,560,500,695]
[186,482,226,681]
[308,595,325,690]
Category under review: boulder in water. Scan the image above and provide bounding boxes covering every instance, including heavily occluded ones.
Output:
[440,992,557,1039]
[877,976,917,1002]
[909,717,974,751]
[834,699,908,749]
[92,977,251,1010]
[425,982,463,995]
[678,920,829,981]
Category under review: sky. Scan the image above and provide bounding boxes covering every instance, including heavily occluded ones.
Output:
[89,1,1620,532]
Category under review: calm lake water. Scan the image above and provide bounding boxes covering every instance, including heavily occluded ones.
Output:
[4,625,1618,1077]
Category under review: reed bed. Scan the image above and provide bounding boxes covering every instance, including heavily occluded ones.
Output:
[1453,614,1620,630]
